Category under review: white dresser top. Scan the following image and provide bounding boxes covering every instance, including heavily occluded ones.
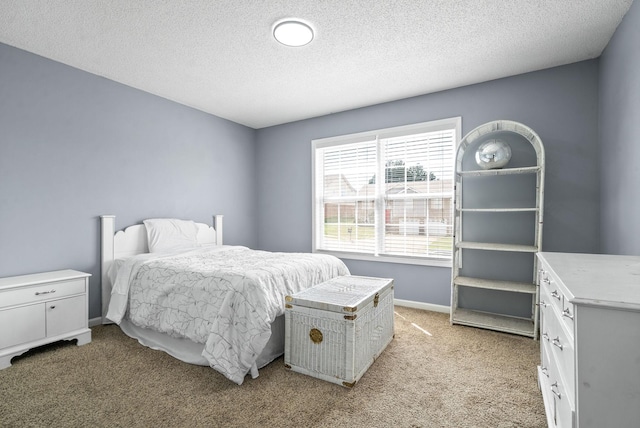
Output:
[538,252,640,310]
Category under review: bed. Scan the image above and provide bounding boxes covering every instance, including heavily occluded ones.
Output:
[100,215,349,385]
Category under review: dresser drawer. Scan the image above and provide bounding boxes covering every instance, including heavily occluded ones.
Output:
[541,304,575,402]
[539,282,554,316]
[539,265,574,337]
[539,285,554,341]
[547,362,575,428]
[559,297,574,335]
[0,278,86,309]
[540,340,576,428]
[539,333,553,381]
[540,270,563,314]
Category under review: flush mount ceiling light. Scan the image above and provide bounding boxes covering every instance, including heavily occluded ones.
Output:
[273,19,314,47]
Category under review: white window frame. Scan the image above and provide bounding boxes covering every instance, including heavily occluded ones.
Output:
[312,117,461,267]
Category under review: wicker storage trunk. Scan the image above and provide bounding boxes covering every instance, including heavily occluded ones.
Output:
[284,275,394,387]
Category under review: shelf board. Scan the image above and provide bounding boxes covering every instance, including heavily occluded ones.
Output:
[451,308,535,337]
[457,166,540,177]
[453,276,537,294]
[457,207,538,213]
[456,241,538,252]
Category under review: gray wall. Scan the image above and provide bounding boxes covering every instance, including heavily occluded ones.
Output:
[0,43,257,319]
[599,0,640,256]
[256,61,600,306]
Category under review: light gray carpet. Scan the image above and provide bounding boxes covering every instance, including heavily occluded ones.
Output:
[0,307,546,427]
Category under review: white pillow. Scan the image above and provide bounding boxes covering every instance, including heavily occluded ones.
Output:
[143,218,199,253]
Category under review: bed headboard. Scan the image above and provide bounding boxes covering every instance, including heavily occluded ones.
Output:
[100,215,223,323]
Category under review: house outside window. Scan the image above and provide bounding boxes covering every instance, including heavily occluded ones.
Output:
[312,117,460,266]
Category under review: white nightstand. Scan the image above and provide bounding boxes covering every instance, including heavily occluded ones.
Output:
[0,269,92,369]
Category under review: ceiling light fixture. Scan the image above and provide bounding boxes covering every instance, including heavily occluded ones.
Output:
[273,19,314,47]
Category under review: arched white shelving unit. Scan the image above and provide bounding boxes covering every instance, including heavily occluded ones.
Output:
[450,120,545,338]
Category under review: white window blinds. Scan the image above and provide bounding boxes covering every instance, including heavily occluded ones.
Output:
[313,117,460,264]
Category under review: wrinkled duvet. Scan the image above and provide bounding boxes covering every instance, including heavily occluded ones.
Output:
[106,246,349,384]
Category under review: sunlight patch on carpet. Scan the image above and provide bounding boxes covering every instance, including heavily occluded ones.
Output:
[394,311,407,321]
[395,311,432,336]
[411,323,432,336]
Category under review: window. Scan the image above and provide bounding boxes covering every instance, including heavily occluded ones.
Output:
[312,117,460,266]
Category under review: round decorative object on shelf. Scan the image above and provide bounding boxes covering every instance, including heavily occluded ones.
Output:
[475,138,512,169]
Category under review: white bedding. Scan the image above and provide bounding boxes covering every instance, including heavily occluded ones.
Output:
[106,245,349,384]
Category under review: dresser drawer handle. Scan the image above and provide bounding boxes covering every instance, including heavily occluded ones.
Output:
[562,308,574,320]
[551,382,562,399]
[550,290,561,300]
[537,300,548,308]
[35,289,56,296]
[540,366,549,378]
[552,337,563,351]
[542,332,550,341]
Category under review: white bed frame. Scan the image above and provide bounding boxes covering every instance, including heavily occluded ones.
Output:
[100,214,223,323]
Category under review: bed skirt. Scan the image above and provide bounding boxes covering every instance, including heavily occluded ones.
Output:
[117,314,286,371]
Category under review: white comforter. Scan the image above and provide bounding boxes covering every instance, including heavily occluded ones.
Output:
[106,246,349,384]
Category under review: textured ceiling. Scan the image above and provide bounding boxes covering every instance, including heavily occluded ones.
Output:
[0,0,633,129]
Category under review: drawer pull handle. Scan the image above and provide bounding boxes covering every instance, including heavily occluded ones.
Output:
[35,289,56,296]
[49,305,56,309]
[537,300,548,308]
[551,382,562,399]
[550,290,561,300]
[541,366,549,378]
[542,332,550,341]
[562,308,574,320]
[552,337,563,350]
[543,278,550,285]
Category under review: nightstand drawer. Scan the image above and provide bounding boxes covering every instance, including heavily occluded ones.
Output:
[0,278,86,309]
[46,295,86,337]
[0,304,46,349]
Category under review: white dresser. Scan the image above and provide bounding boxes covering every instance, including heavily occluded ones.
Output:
[0,269,91,369]
[537,252,640,428]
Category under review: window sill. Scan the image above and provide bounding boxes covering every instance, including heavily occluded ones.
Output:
[313,250,452,268]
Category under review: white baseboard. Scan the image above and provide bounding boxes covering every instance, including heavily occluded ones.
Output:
[394,298,450,314]
[88,317,103,327]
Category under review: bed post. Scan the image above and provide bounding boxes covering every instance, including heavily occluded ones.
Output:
[213,215,223,245]
[101,215,116,324]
